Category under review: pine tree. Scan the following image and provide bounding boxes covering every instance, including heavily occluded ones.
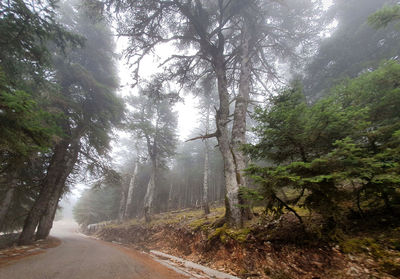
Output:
[18,0,123,244]
[104,0,322,226]
[126,77,178,222]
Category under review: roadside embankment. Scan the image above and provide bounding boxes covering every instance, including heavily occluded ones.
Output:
[85,207,399,279]
[0,237,60,267]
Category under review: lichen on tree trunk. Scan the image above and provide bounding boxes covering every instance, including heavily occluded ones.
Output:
[144,159,156,223]
[123,161,139,220]
[202,102,211,215]
[213,55,243,228]
[118,185,127,222]
[231,17,252,221]
[212,17,253,227]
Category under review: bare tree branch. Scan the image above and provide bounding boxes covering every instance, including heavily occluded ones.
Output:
[185,132,218,142]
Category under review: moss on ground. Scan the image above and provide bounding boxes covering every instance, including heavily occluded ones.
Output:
[104,206,226,230]
[340,237,383,256]
[339,229,400,277]
[96,204,400,279]
[207,224,252,243]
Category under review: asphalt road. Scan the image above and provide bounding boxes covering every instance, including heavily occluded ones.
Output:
[0,220,187,279]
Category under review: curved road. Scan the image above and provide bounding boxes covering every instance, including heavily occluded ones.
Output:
[0,220,187,279]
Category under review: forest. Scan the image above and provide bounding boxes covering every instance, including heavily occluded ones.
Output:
[0,0,400,278]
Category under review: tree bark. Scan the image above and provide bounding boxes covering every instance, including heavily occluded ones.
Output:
[231,17,252,220]
[36,139,80,240]
[202,103,211,215]
[144,159,156,223]
[18,140,71,245]
[36,187,61,240]
[123,161,138,220]
[203,140,210,214]
[0,182,17,231]
[171,1,244,226]
[167,181,173,211]
[179,2,252,227]
[213,54,242,227]
[118,184,127,222]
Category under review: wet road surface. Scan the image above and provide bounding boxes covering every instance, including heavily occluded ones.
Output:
[0,220,187,279]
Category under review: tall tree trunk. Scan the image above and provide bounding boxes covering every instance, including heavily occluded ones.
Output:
[18,140,71,245]
[143,159,156,223]
[0,182,16,231]
[185,173,189,207]
[36,140,80,240]
[202,103,211,215]
[35,188,61,240]
[213,54,243,227]
[231,17,252,220]
[203,140,210,214]
[118,184,127,222]
[0,166,21,231]
[123,161,138,220]
[167,181,173,211]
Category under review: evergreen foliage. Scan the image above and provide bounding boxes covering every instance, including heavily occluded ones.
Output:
[0,0,81,233]
[53,0,123,158]
[0,0,81,157]
[304,0,400,98]
[1,0,124,238]
[126,78,178,170]
[369,4,400,29]
[73,187,120,226]
[246,61,400,234]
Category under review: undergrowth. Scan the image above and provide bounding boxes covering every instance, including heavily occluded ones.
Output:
[99,205,400,277]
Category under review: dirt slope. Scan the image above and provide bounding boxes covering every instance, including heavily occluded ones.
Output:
[92,208,399,279]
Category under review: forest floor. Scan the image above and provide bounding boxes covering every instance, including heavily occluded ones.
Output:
[90,207,400,279]
[0,236,60,267]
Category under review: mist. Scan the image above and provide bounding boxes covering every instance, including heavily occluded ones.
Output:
[1,0,400,278]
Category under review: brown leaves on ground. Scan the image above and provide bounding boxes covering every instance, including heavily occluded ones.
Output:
[94,209,397,279]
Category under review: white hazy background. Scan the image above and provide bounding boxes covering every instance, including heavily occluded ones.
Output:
[62,0,334,219]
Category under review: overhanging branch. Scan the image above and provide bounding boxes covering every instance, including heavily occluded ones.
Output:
[185,132,218,142]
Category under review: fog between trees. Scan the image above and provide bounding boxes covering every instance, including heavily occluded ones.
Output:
[0,0,399,245]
